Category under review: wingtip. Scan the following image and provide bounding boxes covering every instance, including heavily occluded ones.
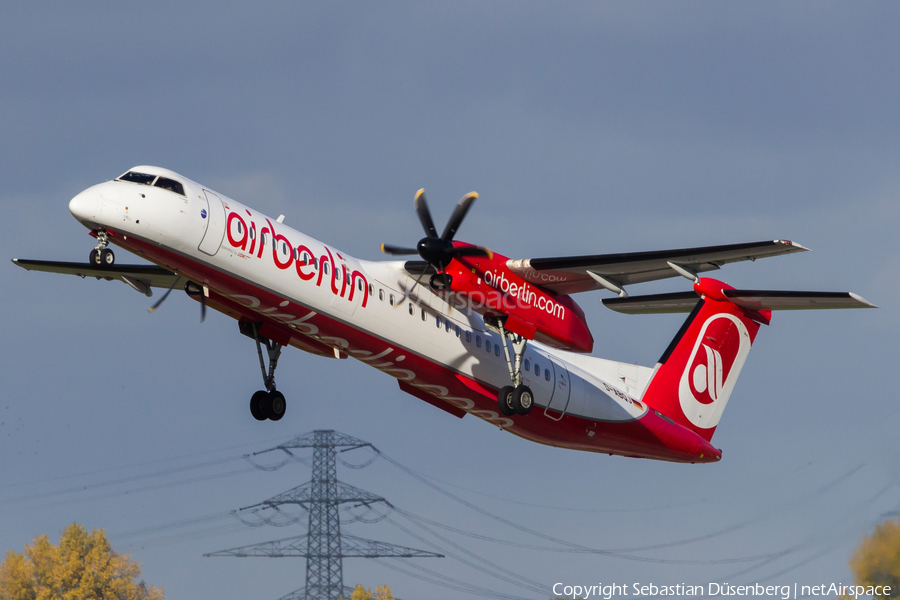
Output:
[777,239,810,252]
[380,243,386,254]
[849,292,877,308]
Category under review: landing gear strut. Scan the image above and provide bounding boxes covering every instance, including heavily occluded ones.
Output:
[88,230,115,266]
[489,317,534,416]
[241,322,286,421]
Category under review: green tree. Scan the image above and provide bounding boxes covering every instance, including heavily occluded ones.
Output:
[347,584,395,600]
[0,523,164,600]
[848,511,900,600]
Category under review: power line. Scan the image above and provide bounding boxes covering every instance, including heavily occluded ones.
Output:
[206,430,442,600]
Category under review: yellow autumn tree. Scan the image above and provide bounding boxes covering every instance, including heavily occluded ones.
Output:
[847,511,900,600]
[0,523,164,600]
[347,584,395,600]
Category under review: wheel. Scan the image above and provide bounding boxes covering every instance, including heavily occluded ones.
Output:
[512,385,533,415]
[100,248,115,265]
[250,390,268,421]
[266,390,286,421]
[89,249,100,265]
[497,385,516,416]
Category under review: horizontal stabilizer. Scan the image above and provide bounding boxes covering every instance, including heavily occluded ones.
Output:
[604,289,876,315]
[12,259,179,296]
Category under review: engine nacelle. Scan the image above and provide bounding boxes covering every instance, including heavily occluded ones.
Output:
[438,244,594,353]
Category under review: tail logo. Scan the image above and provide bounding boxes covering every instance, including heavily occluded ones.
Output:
[691,344,724,404]
[678,313,751,429]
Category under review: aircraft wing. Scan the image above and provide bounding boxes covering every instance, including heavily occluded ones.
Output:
[12,259,179,297]
[505,240,808,295]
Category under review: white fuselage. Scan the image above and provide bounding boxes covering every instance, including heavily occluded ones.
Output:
[66,166,719,463]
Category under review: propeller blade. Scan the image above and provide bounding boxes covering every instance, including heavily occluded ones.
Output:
[380,243,419,255]
[200,293,207,323]
[148,276,181,313]
[394,269,430,308]
[441,192,478,241]
[414,189,439,239]
[450,245,493,259]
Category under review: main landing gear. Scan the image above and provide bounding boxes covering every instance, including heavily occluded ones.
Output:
[488,317,534,417]
[240,322,287,422]
[88,230,115,266]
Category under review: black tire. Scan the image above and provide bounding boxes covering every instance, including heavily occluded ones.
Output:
[89,249,100,265]
[512,385,533,415]
[100,248,115,265]
[497,385,516,416]
[250,390,268,421]
[266,390,286,421]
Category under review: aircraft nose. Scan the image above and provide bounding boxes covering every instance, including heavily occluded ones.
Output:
[68,188,101,223]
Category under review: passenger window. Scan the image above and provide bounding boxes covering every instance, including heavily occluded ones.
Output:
[445,320,451,333]
[408,303,414,315]
[357,279,363,291]
[378,289,384,301]
[495,345,501,357]
[118,171,156,185]
[436,316,442,328]
[485,340,491,353]
[534,363,540,374]
[336,269,341,281]
[369,284,374,296]
[545,369,551,381]
[465,331,471,343]
[455,325,461,337]
[154,177,185,196]
[323,262,329,275]
[524,359,531,371]
[475,335,482,348]
[389,294,394,305]
[237,222,243,234]
[421,308,427,322]
[250,228,256,240]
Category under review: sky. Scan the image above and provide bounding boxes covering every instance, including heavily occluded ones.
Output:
[1,2,899,599]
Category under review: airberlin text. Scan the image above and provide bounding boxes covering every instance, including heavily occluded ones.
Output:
[550,582,890,599]
[225,210,368,308]
[483,269,565,319]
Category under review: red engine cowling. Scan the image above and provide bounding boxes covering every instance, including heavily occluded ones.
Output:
[437,244,594,353]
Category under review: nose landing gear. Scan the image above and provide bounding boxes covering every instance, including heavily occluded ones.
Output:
[88,231,115,265]
[241,322,287,422]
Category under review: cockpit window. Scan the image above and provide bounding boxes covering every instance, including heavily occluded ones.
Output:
[118,171,156,185]
[153,177,185,196]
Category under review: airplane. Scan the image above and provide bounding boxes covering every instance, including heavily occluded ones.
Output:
[12,166,876,464]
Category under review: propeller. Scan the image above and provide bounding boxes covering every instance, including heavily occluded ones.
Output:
[381,189,492,279]
[147,276,207,323]
[148,276,181,313]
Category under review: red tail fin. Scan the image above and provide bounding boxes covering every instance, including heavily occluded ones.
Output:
[641,288,764,442]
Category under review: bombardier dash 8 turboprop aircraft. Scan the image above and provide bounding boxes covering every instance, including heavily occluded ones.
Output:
[13,166,875,464]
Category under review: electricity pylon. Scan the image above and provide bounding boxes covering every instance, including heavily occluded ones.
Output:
[206,430,441,600]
